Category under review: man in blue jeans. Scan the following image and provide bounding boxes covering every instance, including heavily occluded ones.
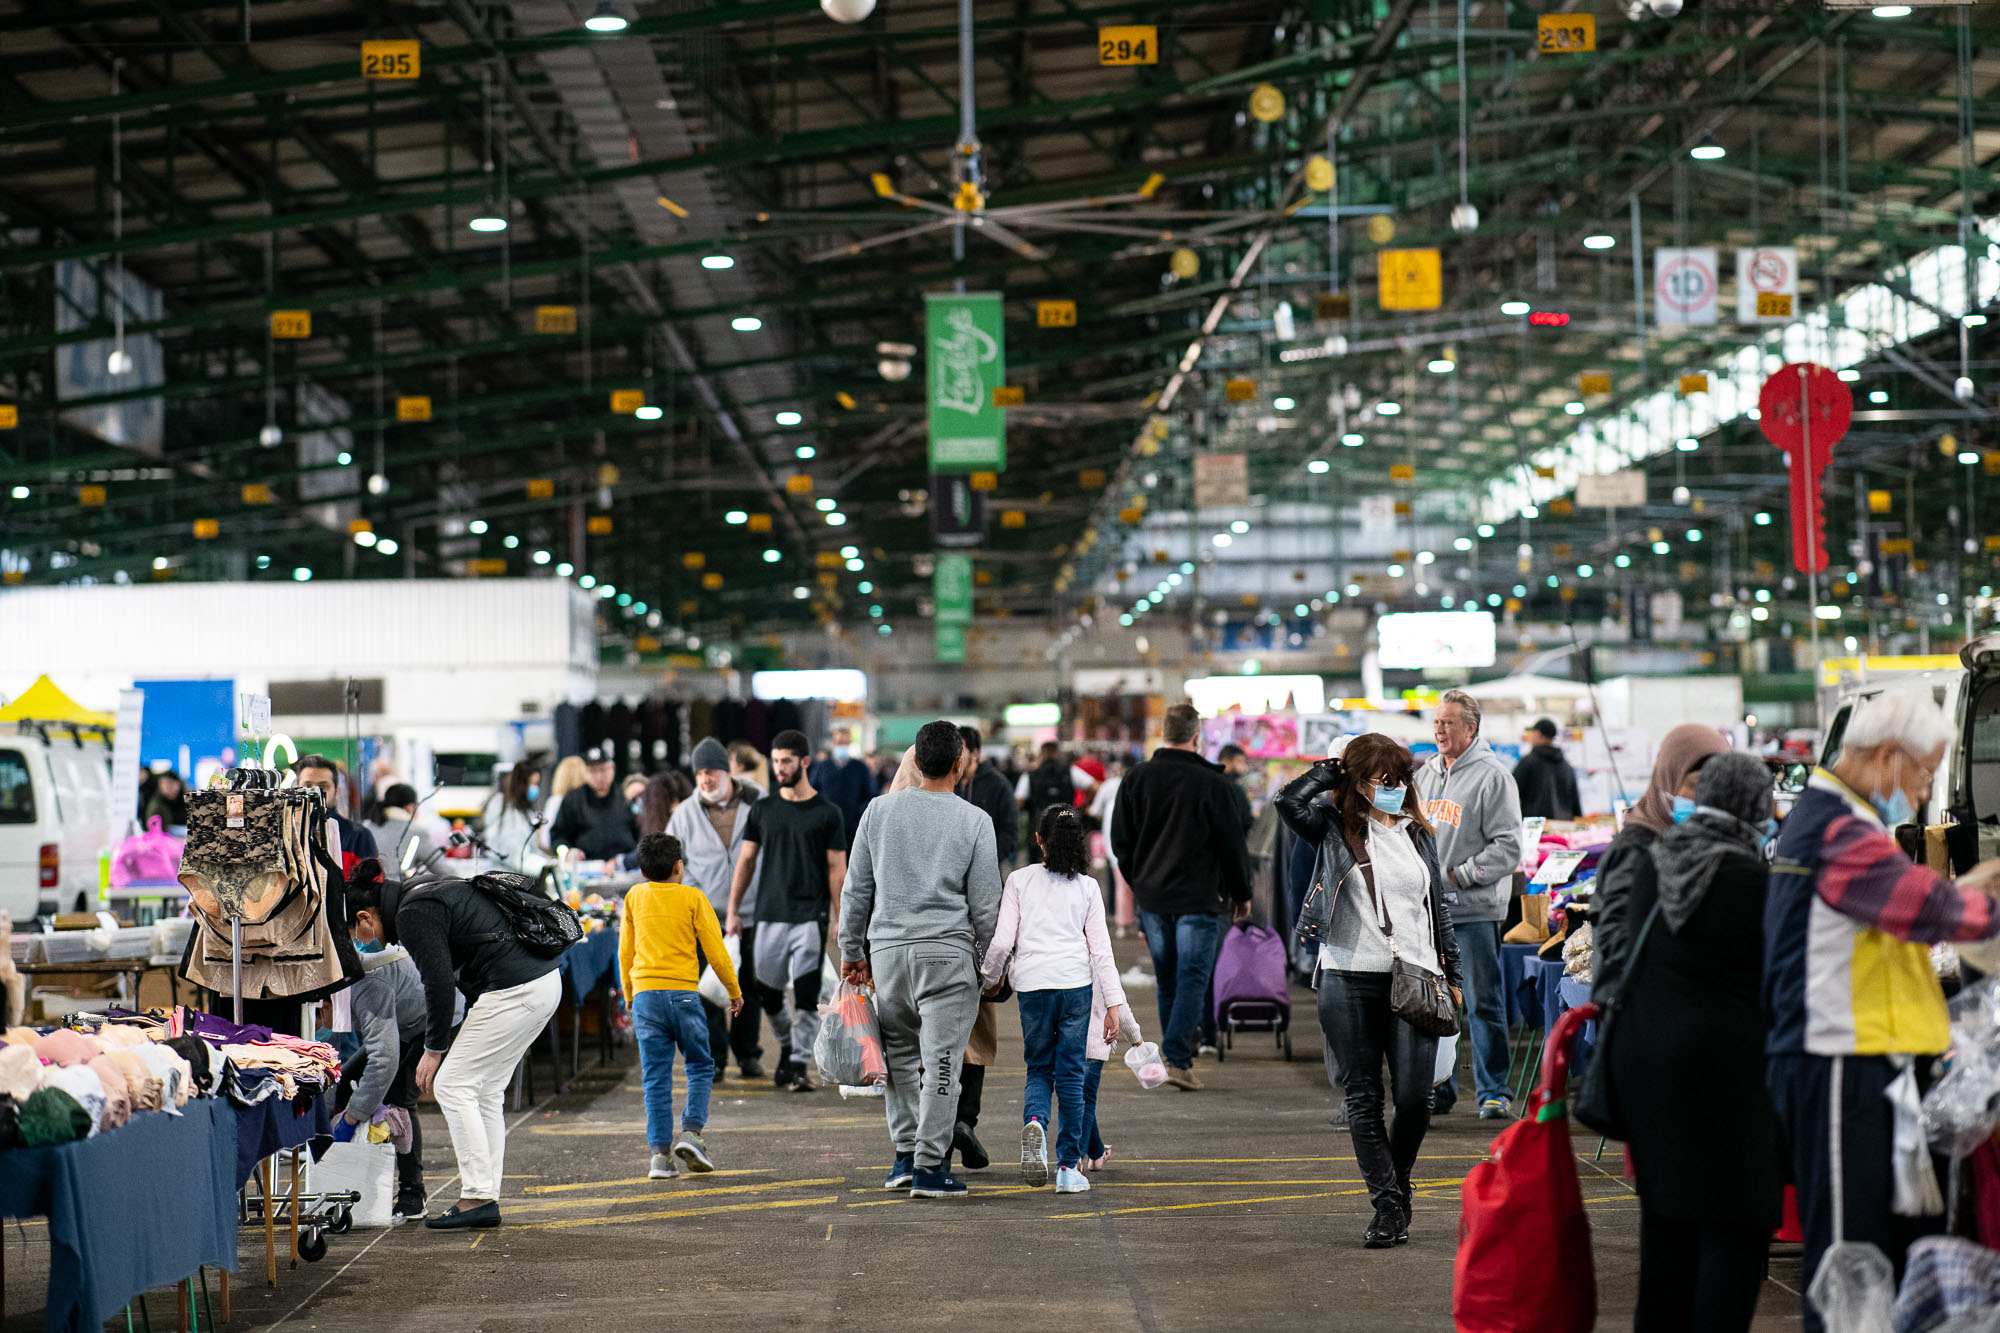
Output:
[1418,690,1522,1119]
[1110,703,1253,1090]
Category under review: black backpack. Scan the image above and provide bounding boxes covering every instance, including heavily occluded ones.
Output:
[1027,763,1075,817]
[407,870,583,959]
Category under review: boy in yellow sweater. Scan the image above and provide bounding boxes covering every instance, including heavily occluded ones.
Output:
[621,833,742,1179]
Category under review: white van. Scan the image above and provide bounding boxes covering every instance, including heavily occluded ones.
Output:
[0,728,115,923]
[1818,639,2000,865]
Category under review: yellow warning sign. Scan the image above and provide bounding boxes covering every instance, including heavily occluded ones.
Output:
[1378,249,1442,311]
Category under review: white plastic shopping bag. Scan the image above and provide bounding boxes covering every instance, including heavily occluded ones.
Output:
[313,1140,396,1229]
[1433,1031,1459,1088]
[697,933,742,1008]
[1124,1041,1168,1089]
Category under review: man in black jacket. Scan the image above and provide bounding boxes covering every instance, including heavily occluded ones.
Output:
[550,747,640,862]
[958,726,1018,866]
[353,873,563,1231]
[1513,719,1581,821]
[1110,703,1252,1090]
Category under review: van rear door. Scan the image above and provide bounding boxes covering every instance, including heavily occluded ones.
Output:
[0,746,46,921]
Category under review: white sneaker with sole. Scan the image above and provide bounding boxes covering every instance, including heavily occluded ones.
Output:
[1055,1166,1091,1194]
[1020,1120,1050,1187]
[648,1153,680,1180]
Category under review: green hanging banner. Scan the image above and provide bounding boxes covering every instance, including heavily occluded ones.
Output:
[926,292,1006,473]
[934,552,972,663]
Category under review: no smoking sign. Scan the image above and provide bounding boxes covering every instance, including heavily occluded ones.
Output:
[1736,245,1798,323]
[1654,247,1718,326]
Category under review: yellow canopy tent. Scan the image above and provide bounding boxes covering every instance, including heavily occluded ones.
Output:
[0,675,117,730]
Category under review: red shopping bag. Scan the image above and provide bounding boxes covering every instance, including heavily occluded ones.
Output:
[1454,1004,1600,1333]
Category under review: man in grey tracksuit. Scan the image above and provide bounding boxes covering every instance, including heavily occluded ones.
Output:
[1417,689,1523,1118]
[840,721,1001,1199]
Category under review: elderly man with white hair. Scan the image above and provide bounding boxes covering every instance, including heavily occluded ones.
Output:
[1765,685,2000,1333]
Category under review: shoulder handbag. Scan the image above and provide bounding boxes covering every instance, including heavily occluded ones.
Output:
[1358,843,1459,1039]
[1572,901,1661,1139]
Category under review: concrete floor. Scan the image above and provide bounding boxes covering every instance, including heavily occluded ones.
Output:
[3,940,1810,1331]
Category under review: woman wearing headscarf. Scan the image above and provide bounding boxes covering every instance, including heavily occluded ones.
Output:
[1608,753,1782,1332]
[1591,723,1730,1010]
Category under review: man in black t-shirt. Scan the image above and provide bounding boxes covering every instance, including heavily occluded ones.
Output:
[727,729,848,1092]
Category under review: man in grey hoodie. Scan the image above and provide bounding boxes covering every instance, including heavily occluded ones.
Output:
[840,720,1001,1200]
[1418,689,1523,1119]
[667,737,766,1080]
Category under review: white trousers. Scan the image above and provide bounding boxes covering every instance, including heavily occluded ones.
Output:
[432,970,561,1201]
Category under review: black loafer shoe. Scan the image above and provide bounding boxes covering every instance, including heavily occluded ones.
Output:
[424,1201,501,1230]
[952,1120,990,1171]
[1362,1199,1402,1249]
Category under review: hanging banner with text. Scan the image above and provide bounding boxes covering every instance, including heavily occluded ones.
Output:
[934,553,973,625]
[926,293,1007,472]
[930,473,988,548]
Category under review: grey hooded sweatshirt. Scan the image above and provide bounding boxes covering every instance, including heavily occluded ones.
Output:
[347,945,427,1121]
[1416,737,1523,923]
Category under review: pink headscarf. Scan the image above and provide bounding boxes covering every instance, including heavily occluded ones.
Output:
[1626,724,1731,835]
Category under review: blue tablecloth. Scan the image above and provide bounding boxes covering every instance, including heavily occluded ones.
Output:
[558,927,620,1004]
[232,1091,334,1188]
[1500,941,1539,1026]
[0,1101,238,1333]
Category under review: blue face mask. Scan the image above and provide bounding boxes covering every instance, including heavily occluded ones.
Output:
[355,937,382,954]
[1869,754,1916,828]
[1762,817,1780,845]
[1670,795,1697,824]
[630,799,644,816]
[527,784,540,803]
[1371,784,1407,815]
[833,745,851,763]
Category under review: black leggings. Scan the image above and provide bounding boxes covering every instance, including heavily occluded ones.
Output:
[1317,970,1437,1207]
[1635,1209,1768,1333]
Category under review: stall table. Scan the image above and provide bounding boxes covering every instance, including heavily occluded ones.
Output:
[0,1101,237,1333]
[18,959,182,1014]
[513,927,621,1106]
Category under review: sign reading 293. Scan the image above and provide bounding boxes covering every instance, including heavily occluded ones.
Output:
[1535,14,1595,53]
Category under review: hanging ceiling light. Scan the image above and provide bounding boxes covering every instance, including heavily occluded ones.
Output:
[1690,138,1725,161]
[584,0,628,31]
[468,212,507,232]
[821,0,875,19]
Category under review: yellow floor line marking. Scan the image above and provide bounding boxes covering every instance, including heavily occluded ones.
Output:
[525,1170,768,1193]
[1051,1187,1376,1219]
[824,1224,833,1241]
[510,1194,839,1231]
[503,1179,844,1215]
[469,1235,483,1250]
[530,1116,874,1136]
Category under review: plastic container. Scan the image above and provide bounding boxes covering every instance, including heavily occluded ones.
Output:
[90,926,156,960]
[1125,1040,1169,1089]
[33,932,104,964]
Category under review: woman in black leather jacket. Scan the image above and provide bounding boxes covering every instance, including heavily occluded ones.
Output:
[1275,733,1461,1249]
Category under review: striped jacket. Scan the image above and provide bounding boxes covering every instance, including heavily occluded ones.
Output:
[1764,768,1999,1057]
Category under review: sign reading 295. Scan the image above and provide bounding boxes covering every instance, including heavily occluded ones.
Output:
[361,40,420,79]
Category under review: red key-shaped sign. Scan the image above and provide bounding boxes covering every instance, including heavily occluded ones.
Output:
[1757,362,1853,574]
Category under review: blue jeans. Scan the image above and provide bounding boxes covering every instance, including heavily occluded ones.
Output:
[1435,919,1509,1109]
[633,989,714,1152]
[1082,1059,1106,1161]
[1018,985,1092,1170]
[1138,909,1225,1069]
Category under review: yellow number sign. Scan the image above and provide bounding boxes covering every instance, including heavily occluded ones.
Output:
[1536,14,1595,53]
[1001,509,1026,528]
[1098,25,1157,65]
[193,518,219,540]
[1224,379,1257,403]
[79,485,106,506]
[360,40,419,78]
[785,474,813,494]
[395,395,431,422]
[1378,249,1442,311]
[1079,468,1105,488]
[1679,374,1708,395]
[969,472,998,491]
[992,386,1025,407]
[527,478,555,499]
[241,484,272,505]
[1579,373,1611,396]
[1389,463,1415,482]
[682,552,706,569]
[0,406,16,429]
[701,572,724,591]
[587,516,613,535]
[469,559,508,577]
[1868,489,1892,514]
[610,390,644,414]
[1036,299,1077,328]
[747,513,772,533]
[816,552,842,569]
[534,305,577,334]
[270,310,311,339]
[1756,292,1794,318]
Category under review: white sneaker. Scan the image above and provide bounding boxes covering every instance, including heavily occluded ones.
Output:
[1055,1166,1091,1194]
[648,1153,680,1180]
[1019,1120,1050,1187]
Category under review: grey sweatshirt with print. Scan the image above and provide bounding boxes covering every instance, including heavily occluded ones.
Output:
[1416,738,1523,923]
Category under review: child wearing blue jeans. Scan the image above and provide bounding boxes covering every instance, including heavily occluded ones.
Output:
[620,833,742,1180]
[980,806,1123,1194]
